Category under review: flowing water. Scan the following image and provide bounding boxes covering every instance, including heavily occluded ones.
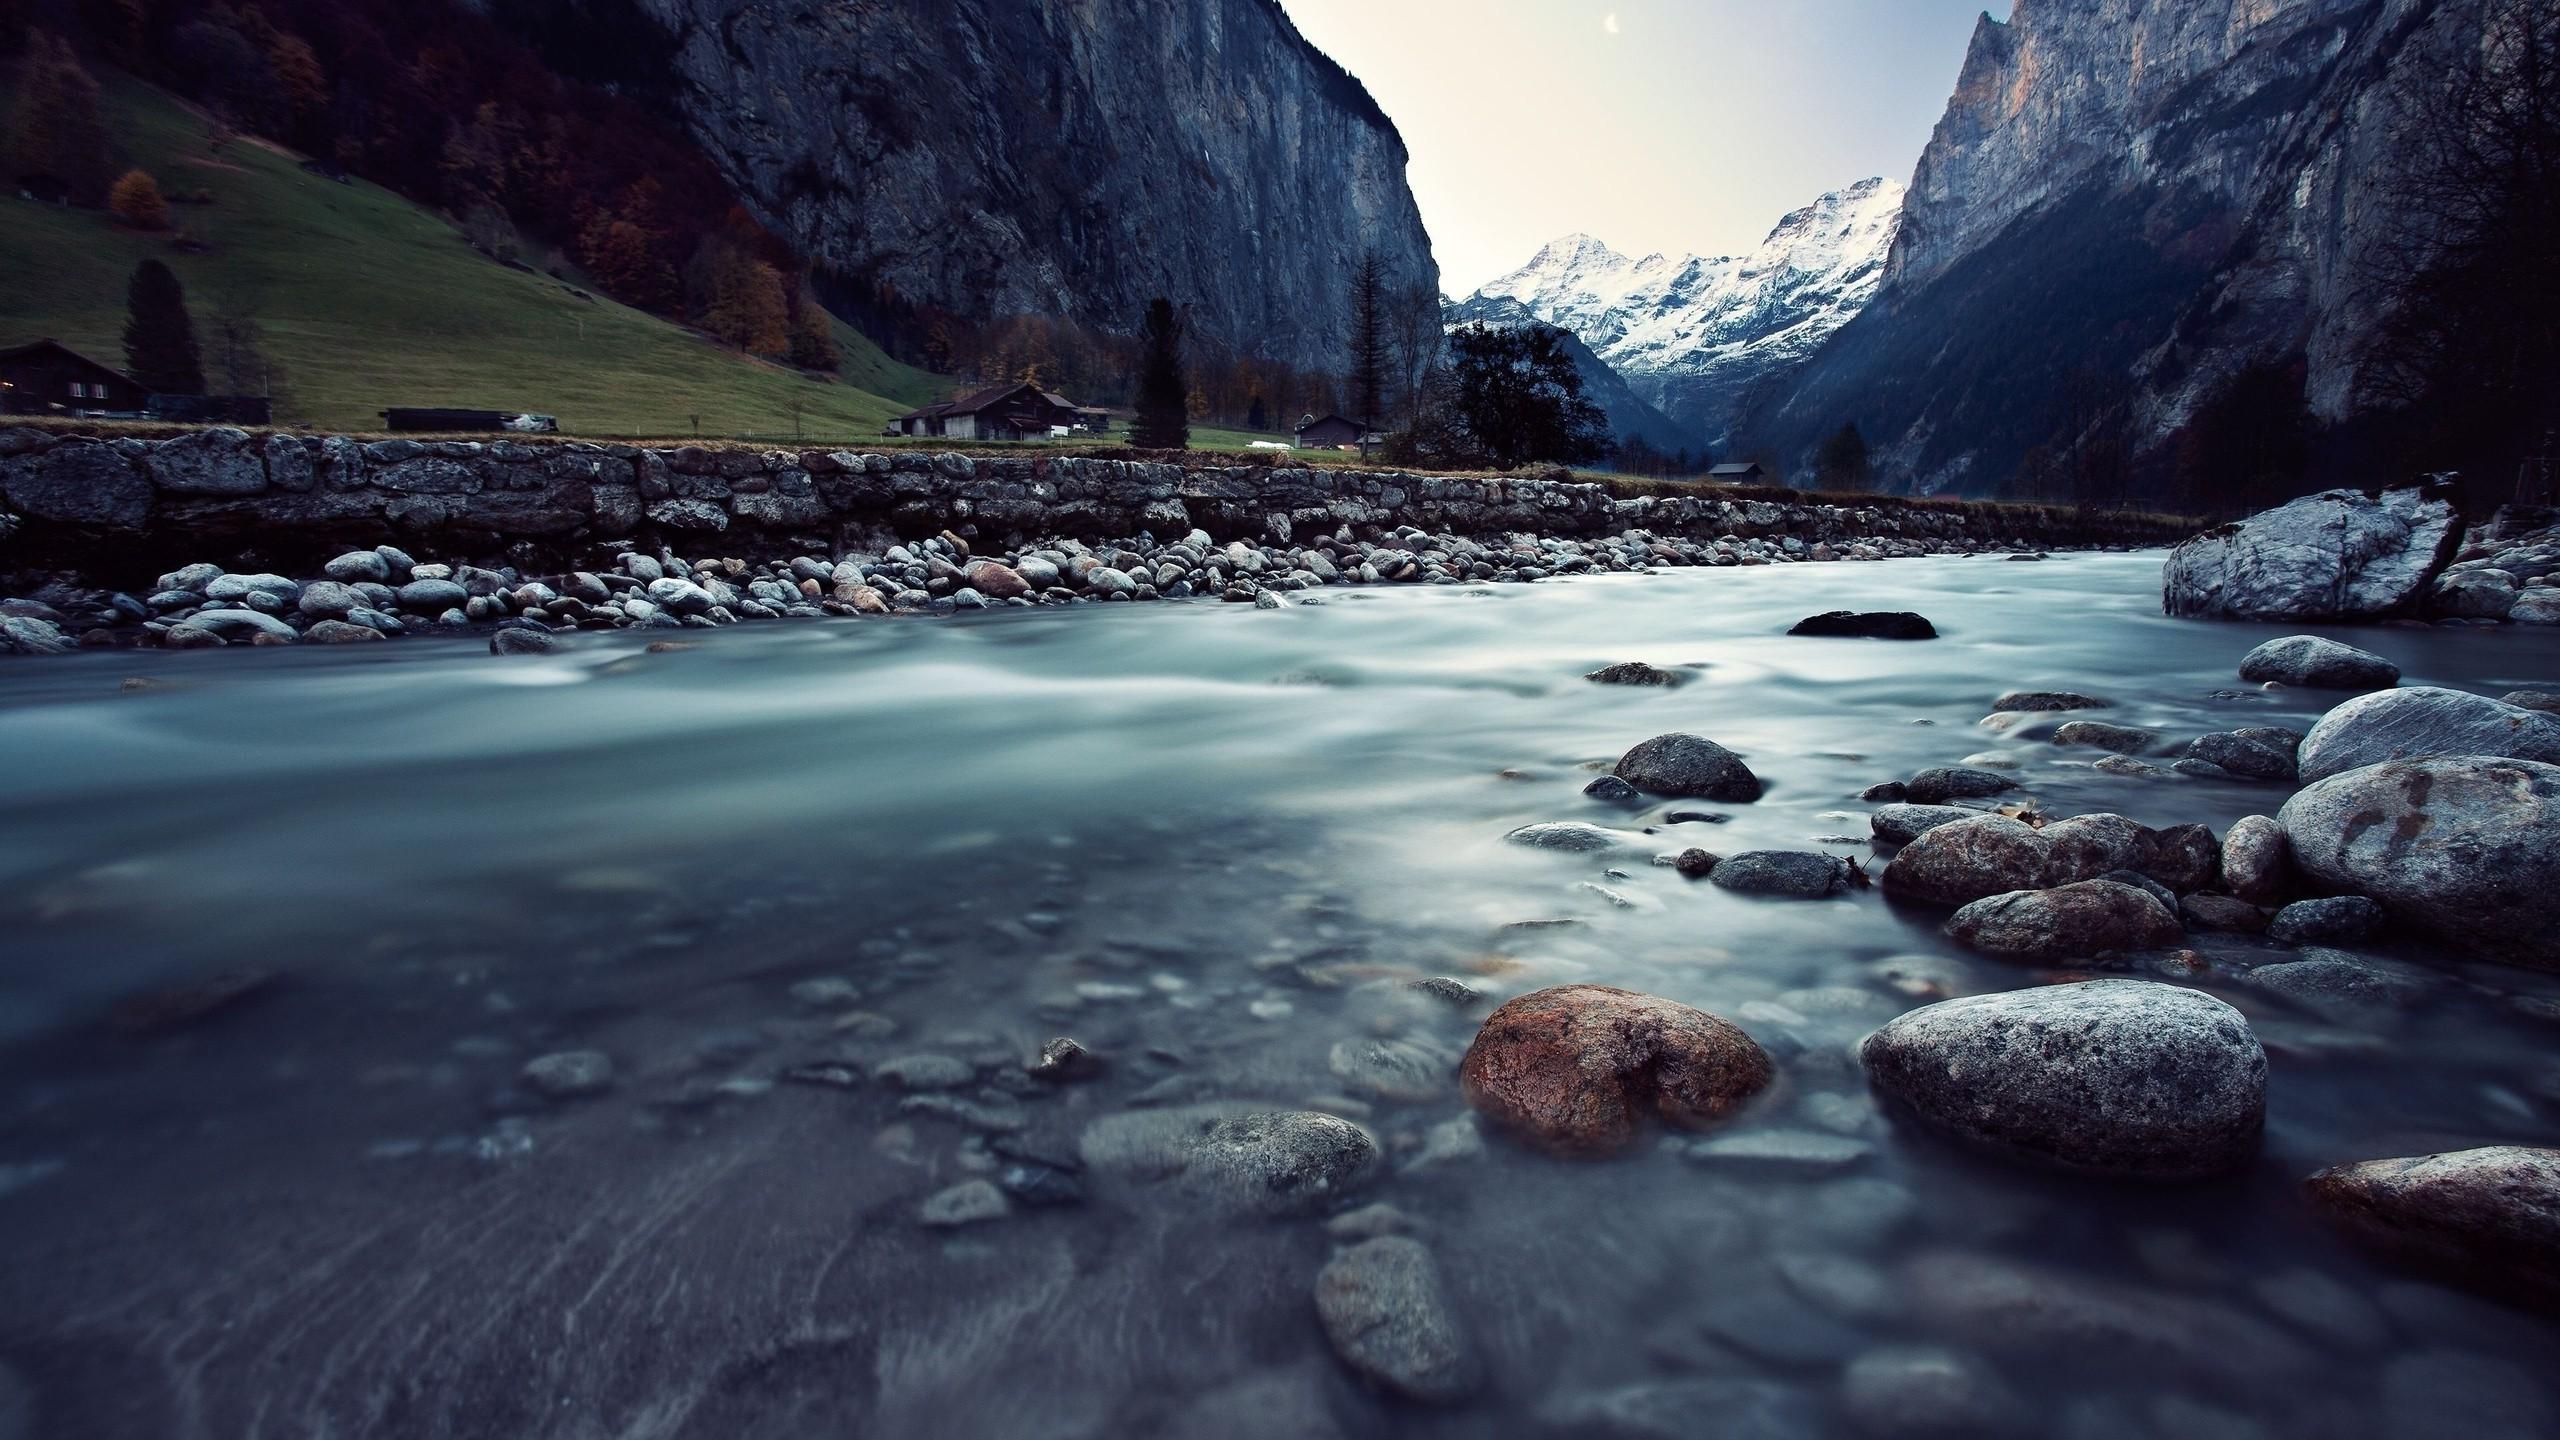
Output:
[2,552,2557,1438]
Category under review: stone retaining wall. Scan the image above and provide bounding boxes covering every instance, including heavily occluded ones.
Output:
[0,427,2186,576]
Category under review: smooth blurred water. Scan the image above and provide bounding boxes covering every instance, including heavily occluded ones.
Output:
[1,552,2557,1438]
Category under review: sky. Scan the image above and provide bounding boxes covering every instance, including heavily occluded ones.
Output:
[1279,0,2011,294]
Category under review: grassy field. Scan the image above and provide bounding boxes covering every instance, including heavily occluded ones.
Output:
[0,68,945,437]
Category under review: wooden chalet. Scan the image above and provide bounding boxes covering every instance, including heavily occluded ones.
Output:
[891,382,1083,442]
[0,339,150,416]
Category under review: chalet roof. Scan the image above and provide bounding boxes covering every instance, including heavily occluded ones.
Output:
[897,380,1080,423]
[1295,413,1372,432]
[0,338,136,385]
[1708,462,1766,476]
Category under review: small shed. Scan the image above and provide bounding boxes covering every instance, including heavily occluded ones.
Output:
[1294,413,1374,450]
[1709,462,1769,484]
[0,339,149,416]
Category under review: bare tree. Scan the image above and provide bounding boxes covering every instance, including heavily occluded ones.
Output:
[204,288,288,406]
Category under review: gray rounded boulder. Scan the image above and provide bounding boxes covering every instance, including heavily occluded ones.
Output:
[1614,732,1762,801]
[2221,815,2293,904]
[2278,756,2560,968]
[2237,635,2400,690]
[2295,687,2560,784]
[1944,880,2184,962]
[2305,1146,2560,1308]
[1860,979,2266,1179]
[1314,1237,1478,1403]
[1708,850,1850,898]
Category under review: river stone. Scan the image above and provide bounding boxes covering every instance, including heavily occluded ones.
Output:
[1991,690,2107,712]
[1537,1379,1823,1440]
[489,627,565,656]
[2278,757,2560,967]
[1872,803,1977,845]
[2162,485,2458,620]
[1860,980,2266,1179]
[961,559,1031,599]
[1904,1252,2317,1385]
[0,616,70,655]
[2305,1147,2560,1308]
[1328,1037,1450,1101]
[919,1178,1009,1227]
[1943,880,2184,962]
[2246,954,2423,1018]
[2266,895,2384,945]
[303,619,383,644]
[397,577,469,612]
[2052,720,2155,754]
[1582,774,1642,805]
[1586,661,1685,686]
[1839,1347,2028,1437]
[1614,732,1761,801]
[2185,727,2302,782]
[323,550,391,583]
[1881,815,2051,905]
[2514,593,2560,626]
[204,572,298,603]
[1505,821,1626,852]
[179,609,297,642]
[2222,815,2293,904]
[521,1050,614,1099]
[2433,568,2518,618]
[1903,766,2016,804]
[1709,850,1849,898]
[294,580,363,619]
[1079,1105,1380,1216]
[2138,822,2222,892]
[2181,893,2269,932]
[1789,611,1938,640]
[2509,689,2560,713]
[1459,985,1773,1156]
[1314,1237,1478,1403]
[2295,687,2560,783]
[2237,634,2401,690]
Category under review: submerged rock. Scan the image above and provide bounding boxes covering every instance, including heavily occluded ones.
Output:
[1860,980,2265,1179]
[520,1050,614,1100]
[1314,1237,1478,1403]
[1839,1347,2028,1437]
[2237,634,2400,690]
[1789,611,1938,640]
[1871,803,1978,845]
[1586,661,1685,686]
[2051,720,2155,754]
[1943,880,2183,962]
[919,1178,1009,1227]
[1459,985,1772,1155]
[1709,850,1850,899]
[1990,690,2108,712]
[2183,727,2302,782]
[2278,757,2560,968]
[1506,821,1628,852]
[489,626,564,655]
[1614,732,1763,801]
[2162,486,2458,620]
[1079,1106,1380,1217]
[2266,895,2385,945]
[2305,1147,2560,1309]
[2294,687,2560,783]
[1903,766,2016,805]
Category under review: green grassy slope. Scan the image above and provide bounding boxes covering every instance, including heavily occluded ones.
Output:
[0,69,945,437]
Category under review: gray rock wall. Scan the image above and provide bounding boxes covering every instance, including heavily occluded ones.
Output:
[0,427,2184,578]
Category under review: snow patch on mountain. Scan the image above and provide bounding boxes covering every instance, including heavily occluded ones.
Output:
[1454,178,1903,445]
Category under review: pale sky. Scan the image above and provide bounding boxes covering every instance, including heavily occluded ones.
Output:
[1280,0,2011,294]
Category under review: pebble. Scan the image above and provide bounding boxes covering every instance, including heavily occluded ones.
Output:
[520,1050,614,1100]
[918,1178,1010,1227]
[873,1053,975,1090]
[1027,1036,1100,1080]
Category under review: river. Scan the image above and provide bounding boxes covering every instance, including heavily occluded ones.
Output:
[1,551,2556,1438]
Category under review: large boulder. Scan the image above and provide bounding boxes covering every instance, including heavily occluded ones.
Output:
[2163,486,2458,620]
[2432,568,2518,619]
[1860,980,2266,1179]
[1458,985,1772,1155]
[2278,756,2560,968]
[2295,687,2560,783]
[1882,813,2175,906]
[2221,814,2294,904]
[1613,732,1762,801]
[2236,635,2399,690]
[1944,880,2184,962]
[1314,1238,1478,1403]
[2305,1147,2560,1309]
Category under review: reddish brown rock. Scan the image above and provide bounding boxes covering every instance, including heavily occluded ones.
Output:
[1881,815,2051,905]
[962,559,1032,599]
[1458,984,1772,1155]
[2306,1147,2560,1309]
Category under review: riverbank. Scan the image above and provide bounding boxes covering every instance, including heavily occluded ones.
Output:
[0,426,2194,655]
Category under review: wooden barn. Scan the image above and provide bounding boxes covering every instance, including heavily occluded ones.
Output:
[1293,413,1376,450]
[0,339,150,416]
[1709,461,1769,484]
[891,382,1083,442]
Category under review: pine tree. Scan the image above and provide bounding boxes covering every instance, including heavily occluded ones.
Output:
[9,32,116,203]
[1347,249,1387,434]
[1129,297,1189,450]
[1815,421,1871,490]
[123,259,205,395]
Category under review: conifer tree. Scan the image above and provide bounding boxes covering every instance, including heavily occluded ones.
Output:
[9,33,115,202]
[122,259,205,395]
[1129,297,1189,450]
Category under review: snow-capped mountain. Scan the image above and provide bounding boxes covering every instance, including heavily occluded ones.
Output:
[1451,178,1903,448]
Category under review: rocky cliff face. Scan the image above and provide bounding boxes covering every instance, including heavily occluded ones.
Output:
[617,0,1437,374]
[1452,179,1902,451]
[1751,0,2462,495]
